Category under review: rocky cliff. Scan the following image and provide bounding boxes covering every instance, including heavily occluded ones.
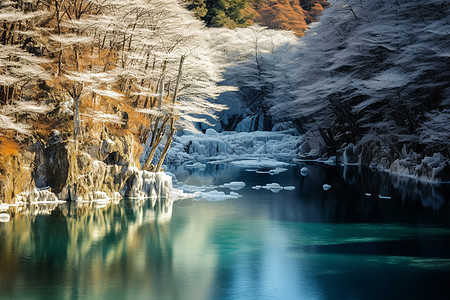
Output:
[1,130,172,204]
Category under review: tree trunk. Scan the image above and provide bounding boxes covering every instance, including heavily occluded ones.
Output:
[154,55,185,171]
[155,118,175,172]
[143,116,169,171]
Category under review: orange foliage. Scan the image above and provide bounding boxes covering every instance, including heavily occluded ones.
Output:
[0,136,19,158]
[253,0,327,36]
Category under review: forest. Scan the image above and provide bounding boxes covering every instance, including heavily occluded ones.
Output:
[185,0,328,35]
[0,0,449,202]
[1,1,449,299]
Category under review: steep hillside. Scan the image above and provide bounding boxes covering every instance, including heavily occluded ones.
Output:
[267,0,449,178]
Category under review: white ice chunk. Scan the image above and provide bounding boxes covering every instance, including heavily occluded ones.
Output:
[252,185,262,190]
[378,195,392,199]
[284,186,296,191]
[364,193,372,196]
[322,184,332,191]
[0,213,10,222]
[262,183,284,193]
[0,203,8,212]
[220,181,246,190]
[269,167,288,175]
[199,190,242,201]
[300,167,309,176]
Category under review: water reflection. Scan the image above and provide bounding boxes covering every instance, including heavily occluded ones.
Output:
[0,198,173,299]
[1,163,449,299]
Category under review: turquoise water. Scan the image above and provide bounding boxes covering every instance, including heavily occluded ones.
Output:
[1,163,449,299]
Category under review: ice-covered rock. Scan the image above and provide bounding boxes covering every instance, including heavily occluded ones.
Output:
[322,184,331,191]
[344,143,357,164]
[324,156,337,165]
[121,169,172,200]
[205,128,219,136]
[164,130,304,164]
[236,115,267,132]
[14,188,59,203]
[414,153,449,181]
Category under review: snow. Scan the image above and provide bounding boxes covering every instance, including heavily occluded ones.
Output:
[322,184,332,191]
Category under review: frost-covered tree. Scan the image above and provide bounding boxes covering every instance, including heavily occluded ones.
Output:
[209,25,297,130]
[270,0,449,160]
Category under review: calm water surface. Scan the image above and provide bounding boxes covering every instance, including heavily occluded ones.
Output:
[1,163,449,299]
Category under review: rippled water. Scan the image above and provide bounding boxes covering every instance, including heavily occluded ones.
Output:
[1,163,449,299]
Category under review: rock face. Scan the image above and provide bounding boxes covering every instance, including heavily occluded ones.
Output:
[27,132,172,202]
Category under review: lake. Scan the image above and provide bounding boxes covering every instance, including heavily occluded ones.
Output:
[1,163,449,299]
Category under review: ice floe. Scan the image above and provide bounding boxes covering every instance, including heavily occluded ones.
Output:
[254,167,288,175]
[300,167,309,176]
[231,158,289,169]
[0,203,8,212]
[219,181,246,190]
[0,213,10,222]
[252,183,296,193]
[185,162,206,169]
[198,190,242,201]
[322,184,332,191]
